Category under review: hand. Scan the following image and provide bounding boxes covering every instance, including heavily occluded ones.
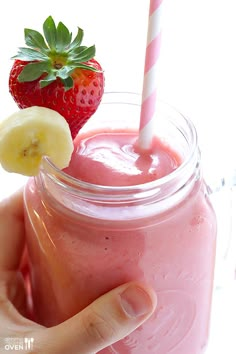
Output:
[0,189,157,354]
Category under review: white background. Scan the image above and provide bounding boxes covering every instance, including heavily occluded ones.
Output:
[0,1,236,352]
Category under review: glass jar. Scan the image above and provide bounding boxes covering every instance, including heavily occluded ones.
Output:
[24,92,217,354]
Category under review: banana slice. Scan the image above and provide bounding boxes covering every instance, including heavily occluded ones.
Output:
[0,106,74,176]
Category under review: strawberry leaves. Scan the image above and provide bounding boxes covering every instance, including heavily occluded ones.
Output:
[56,22,72,52]
[43,15,58,51]
[18,62,51,82]
[13,48,48,61]
[11,16,98,90]
[24,29,49,53]
[69,28,84,51]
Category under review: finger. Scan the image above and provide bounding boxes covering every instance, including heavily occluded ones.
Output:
[0,270,28,319]
[0,188,25,271]
[38,281,157,354]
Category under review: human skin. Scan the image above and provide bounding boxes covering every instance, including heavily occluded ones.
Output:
[0,189,157,354]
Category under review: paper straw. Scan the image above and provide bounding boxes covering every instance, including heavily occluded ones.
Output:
[138,0,164,150]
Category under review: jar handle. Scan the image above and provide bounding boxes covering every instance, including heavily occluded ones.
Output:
[207,168,236,289]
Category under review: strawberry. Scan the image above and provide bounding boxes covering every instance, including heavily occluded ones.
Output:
[9,16,105,139]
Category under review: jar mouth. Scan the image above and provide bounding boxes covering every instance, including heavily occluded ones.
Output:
[40,92,198,200]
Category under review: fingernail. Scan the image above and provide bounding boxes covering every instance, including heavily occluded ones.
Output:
[120,285,155,318]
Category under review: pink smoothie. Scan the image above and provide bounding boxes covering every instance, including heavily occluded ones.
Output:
[65,129,181,186]
[24,128,216,354]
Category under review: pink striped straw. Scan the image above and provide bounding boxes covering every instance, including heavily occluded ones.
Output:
[138,0,164,150]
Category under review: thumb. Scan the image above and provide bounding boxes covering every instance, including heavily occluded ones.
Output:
[39,281,157,354]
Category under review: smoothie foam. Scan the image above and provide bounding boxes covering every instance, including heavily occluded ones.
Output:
[65,129,181,186]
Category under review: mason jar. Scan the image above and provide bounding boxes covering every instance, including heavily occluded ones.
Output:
[24,92,217,354]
